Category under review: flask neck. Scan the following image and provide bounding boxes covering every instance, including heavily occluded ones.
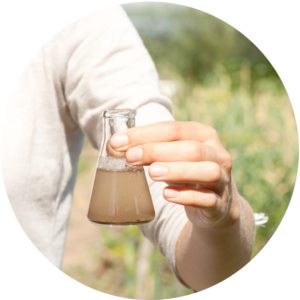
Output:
[100,109,136,158]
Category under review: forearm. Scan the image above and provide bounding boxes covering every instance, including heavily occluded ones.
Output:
[176,196,256,291]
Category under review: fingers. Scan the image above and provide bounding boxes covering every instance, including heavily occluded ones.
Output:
[163,187,222,209]
[149,161,226,193]
[107,138,230,175]
[148,161,225,184]
[106,140,125,158]
[125,141,220,165]
[109,121,222,151]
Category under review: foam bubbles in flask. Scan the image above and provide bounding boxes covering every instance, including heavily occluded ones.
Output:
[97,156,143,172]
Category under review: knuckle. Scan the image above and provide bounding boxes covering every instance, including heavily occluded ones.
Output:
[206,125,218,139]
[163,121,182,140]
[222,151,233,170]
[151,144,163,160]
[209,163,222,182]
[189,121,200,128]
[186,141,203,161]
[177,164,186,181]
[206,194,218,208]
[132,128,145,143]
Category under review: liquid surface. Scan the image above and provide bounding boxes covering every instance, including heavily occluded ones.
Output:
[87,168,155,226]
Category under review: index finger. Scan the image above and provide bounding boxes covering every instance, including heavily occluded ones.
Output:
[110,121,222,151]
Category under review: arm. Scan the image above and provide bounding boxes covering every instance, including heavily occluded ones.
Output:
[109,121,256,291]
[60,6,255,288]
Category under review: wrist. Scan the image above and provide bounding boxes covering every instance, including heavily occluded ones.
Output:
[193,189,241,233]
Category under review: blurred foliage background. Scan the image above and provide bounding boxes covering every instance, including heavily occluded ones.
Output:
[62,3,298,299]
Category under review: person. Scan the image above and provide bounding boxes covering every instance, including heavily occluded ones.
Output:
[1,6,264,292]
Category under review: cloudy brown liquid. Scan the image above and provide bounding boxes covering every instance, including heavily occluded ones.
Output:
[87,168,155,226]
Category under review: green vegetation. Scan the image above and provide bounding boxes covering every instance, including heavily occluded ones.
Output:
[123,2,298,259]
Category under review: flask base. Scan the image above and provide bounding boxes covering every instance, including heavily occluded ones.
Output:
[87,218,154,227]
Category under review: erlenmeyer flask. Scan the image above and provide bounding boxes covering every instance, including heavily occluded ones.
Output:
[87,109,155,226]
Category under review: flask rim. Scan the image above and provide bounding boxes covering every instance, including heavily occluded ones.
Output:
[102,108,137,119]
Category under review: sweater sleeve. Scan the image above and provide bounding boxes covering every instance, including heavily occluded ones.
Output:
[61,6,172,148]
[59,6,189,286]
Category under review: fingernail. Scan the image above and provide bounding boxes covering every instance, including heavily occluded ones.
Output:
[164,189,180,199]
[126,148,143,163]
[110,134,128,149]
[150,164,168,177]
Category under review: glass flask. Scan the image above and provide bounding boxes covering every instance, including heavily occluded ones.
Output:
[87,109,155,226]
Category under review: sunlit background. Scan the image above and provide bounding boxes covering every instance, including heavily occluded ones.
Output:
[62,3,298,299]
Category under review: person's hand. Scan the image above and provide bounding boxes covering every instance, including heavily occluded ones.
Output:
[109,121,240,229]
